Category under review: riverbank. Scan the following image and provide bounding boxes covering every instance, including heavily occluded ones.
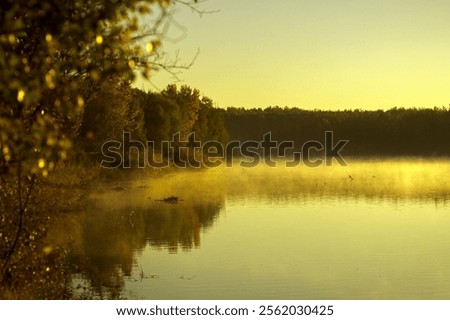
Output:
[0,159,183,299]
[0,162,99,299]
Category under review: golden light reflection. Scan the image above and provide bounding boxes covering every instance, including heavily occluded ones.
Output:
[8,33,15,44]
[3,145,11,161]
[45,69,56,89]
[77,95,85,108]
[17,89,25,102]
[146,42,154,53]
[95,35,103,45]
[38,158,46,169]
[42,245,53,255]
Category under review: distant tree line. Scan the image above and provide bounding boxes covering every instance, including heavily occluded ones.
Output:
[80,87,450,159]
[223,106,450,156]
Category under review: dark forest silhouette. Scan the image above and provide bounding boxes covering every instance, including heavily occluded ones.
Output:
[79,84,450,161]
[223,106,450,156]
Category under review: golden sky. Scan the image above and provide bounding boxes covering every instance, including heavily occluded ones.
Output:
[136,0,450,110]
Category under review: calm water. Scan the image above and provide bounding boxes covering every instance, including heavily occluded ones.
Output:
[67,159,450,299]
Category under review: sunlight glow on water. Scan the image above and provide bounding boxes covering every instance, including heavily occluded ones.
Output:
[69,159,450,299]
[126,199,450,299]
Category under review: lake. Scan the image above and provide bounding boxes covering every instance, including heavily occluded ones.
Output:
[65,158,450,299]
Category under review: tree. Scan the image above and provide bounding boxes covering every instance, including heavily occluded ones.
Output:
[161,84,202,140]
[140,90,181,157]
[193,96,228,144]
[0,0,201,175]
[79,76,138,154]
[0,0,203,288]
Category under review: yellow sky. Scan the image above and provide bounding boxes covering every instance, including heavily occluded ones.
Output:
[136,0,450,110]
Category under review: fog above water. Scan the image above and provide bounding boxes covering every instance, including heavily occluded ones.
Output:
[109,157,450,206]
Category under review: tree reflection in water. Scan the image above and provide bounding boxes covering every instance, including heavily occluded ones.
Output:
[68,192,224,299]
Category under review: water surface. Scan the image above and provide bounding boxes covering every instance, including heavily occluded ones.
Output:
[66,158,450,299]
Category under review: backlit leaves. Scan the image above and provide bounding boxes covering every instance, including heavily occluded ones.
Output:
[0,0,198,175]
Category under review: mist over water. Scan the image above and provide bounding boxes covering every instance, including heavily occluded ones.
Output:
[138,157,450,203]
[67,158,450,299]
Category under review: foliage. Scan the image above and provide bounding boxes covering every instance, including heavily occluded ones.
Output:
[224,106,450,156]
[161,84,202,140]
[0,165,91,299]
[79,77,141,154]
[0,0,200,175]
[132,84,228,155]
[193,96,229,144]
[140,89,181,148]
[0,0,203,294]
